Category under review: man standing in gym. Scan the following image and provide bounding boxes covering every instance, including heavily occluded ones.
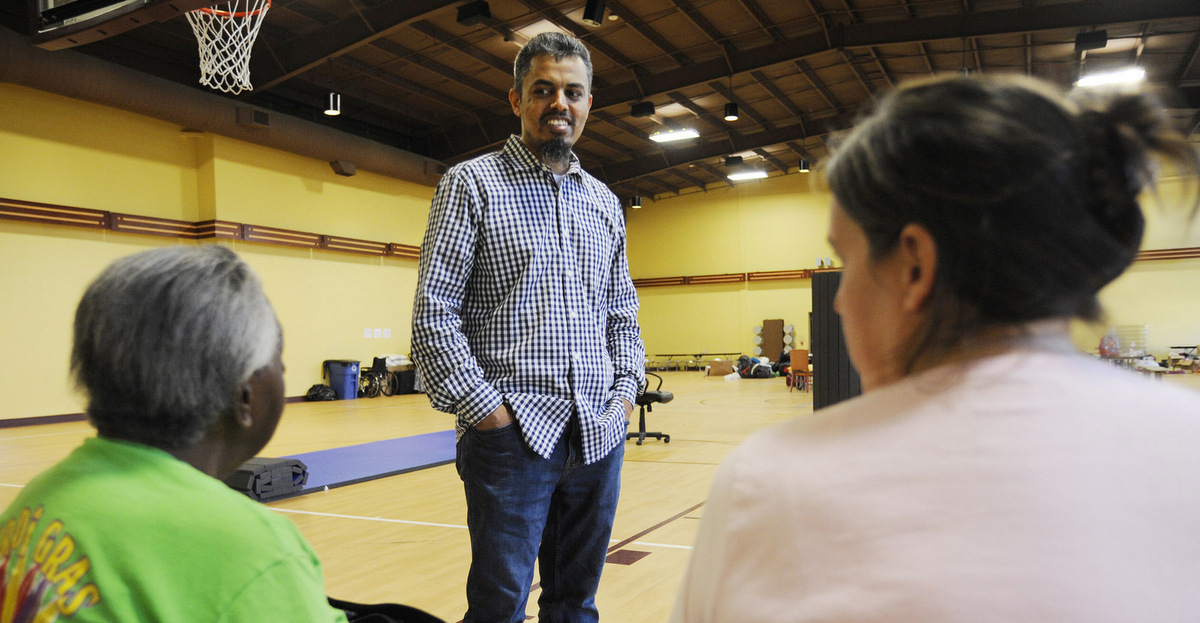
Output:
[412,32,644,623]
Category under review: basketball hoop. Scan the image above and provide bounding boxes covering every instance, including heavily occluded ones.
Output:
[186,0,271,94]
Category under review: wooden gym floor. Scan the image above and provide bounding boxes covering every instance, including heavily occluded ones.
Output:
[7,370,1196,621]
[0,370,809,622]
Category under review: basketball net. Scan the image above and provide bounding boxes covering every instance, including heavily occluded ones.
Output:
[186,0,271,94]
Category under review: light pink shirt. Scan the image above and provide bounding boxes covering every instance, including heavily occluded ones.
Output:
[673,348,1200,622]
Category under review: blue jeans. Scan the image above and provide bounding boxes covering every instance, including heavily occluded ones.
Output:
[457,416,624,623]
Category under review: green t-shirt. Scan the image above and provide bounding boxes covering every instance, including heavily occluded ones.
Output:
[0,436,349,623]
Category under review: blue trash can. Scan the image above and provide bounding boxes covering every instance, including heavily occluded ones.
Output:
[322,360,360,400]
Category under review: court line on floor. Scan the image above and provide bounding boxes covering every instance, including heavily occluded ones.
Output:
[0,430,90,441]
[270,507,692,550]
[271,507,467,529]
[0,483,24,488]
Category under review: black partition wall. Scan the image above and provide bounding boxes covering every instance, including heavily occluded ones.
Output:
[811,271,862,409]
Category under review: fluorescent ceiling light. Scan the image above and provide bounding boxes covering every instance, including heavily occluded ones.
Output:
[649,128,699,143]
[1076,67,1145,88]
[727,168,767,181]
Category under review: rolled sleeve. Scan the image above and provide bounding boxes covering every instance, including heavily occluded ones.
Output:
[455,381,505,429]
[611,374,639,406]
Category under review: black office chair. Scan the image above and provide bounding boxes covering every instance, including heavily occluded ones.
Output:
[626,372,674,445]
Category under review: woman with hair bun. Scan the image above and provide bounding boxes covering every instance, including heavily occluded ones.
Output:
[671,74,1200,623]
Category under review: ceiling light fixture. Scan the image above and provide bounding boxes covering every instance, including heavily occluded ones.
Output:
[649,128,699,143]
[631,195,642,208]
[725,156,765,180]
[798,159,810,173]
[582,0,605,27]
[727,167,767,181]
[1076,67,1145,87]
[324,92,341,116]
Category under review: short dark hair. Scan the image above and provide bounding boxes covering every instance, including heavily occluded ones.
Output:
[71,245,279,450]
[827,73,1198,367]
[513,32,593,96]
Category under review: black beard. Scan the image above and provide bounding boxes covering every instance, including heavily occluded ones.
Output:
[539,137,572,168]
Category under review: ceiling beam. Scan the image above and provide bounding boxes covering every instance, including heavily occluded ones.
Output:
[786,140,816,163]
[753,148,789,173]
[305,57,449,125]
[1174,32,1200,84]
[919,41,937,72]
[695,161,726,180]
[840,49,878,96]
[599,112,856,184]
[667,167,710,190]
[643,176,682,195]
[368,38,498,100]
[794,59,843,111]
[251,0,456,91]
[408,20,513,75]
[666,91,728,135]
[512,0,642,74]
[674,0,729,51]
[752,69,812,127]
[432,0,1200,159]
[1025,33,1033,75]
[606,0,692,67]
[739,0,786,43]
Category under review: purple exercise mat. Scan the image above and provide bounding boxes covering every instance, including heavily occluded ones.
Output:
[285,429,456,493]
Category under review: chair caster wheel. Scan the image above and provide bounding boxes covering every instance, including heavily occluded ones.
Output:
[636,439,644,445]
[664,436,670,443]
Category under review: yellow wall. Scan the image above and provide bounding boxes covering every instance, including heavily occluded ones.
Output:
[3,81,1200,420]
[630,168,1200,363]
[627,174,832,358]
[1071,175,1200,354]
[1,84,433,420]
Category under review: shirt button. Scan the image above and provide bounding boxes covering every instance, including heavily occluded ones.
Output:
[565,270,575,278]
[569,311,578,319]
[571,352,580,361]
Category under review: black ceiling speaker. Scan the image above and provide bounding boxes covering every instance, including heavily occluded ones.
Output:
[582,0,605,27]
[630,101,655,117]
[457,1,492,26]
[724,155,743,167]
[1075,30,1107,53]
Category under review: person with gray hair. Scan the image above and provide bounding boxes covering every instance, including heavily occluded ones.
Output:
[413,30,644,622]
[673,74,1200,622]
[0,245,349,622]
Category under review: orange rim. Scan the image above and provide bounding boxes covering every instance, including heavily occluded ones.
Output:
[197,0,271,18]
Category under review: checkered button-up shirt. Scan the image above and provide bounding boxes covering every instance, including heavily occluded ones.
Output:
[412,135,645,464]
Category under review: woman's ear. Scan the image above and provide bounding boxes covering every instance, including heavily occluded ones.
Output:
[895,223,938,312]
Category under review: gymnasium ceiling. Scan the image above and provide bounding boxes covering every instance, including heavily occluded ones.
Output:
[4,0,1200,203]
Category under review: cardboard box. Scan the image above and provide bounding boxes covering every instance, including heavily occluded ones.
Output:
[707,360,734,376]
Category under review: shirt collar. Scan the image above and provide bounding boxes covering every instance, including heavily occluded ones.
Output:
[503,135,581,177]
